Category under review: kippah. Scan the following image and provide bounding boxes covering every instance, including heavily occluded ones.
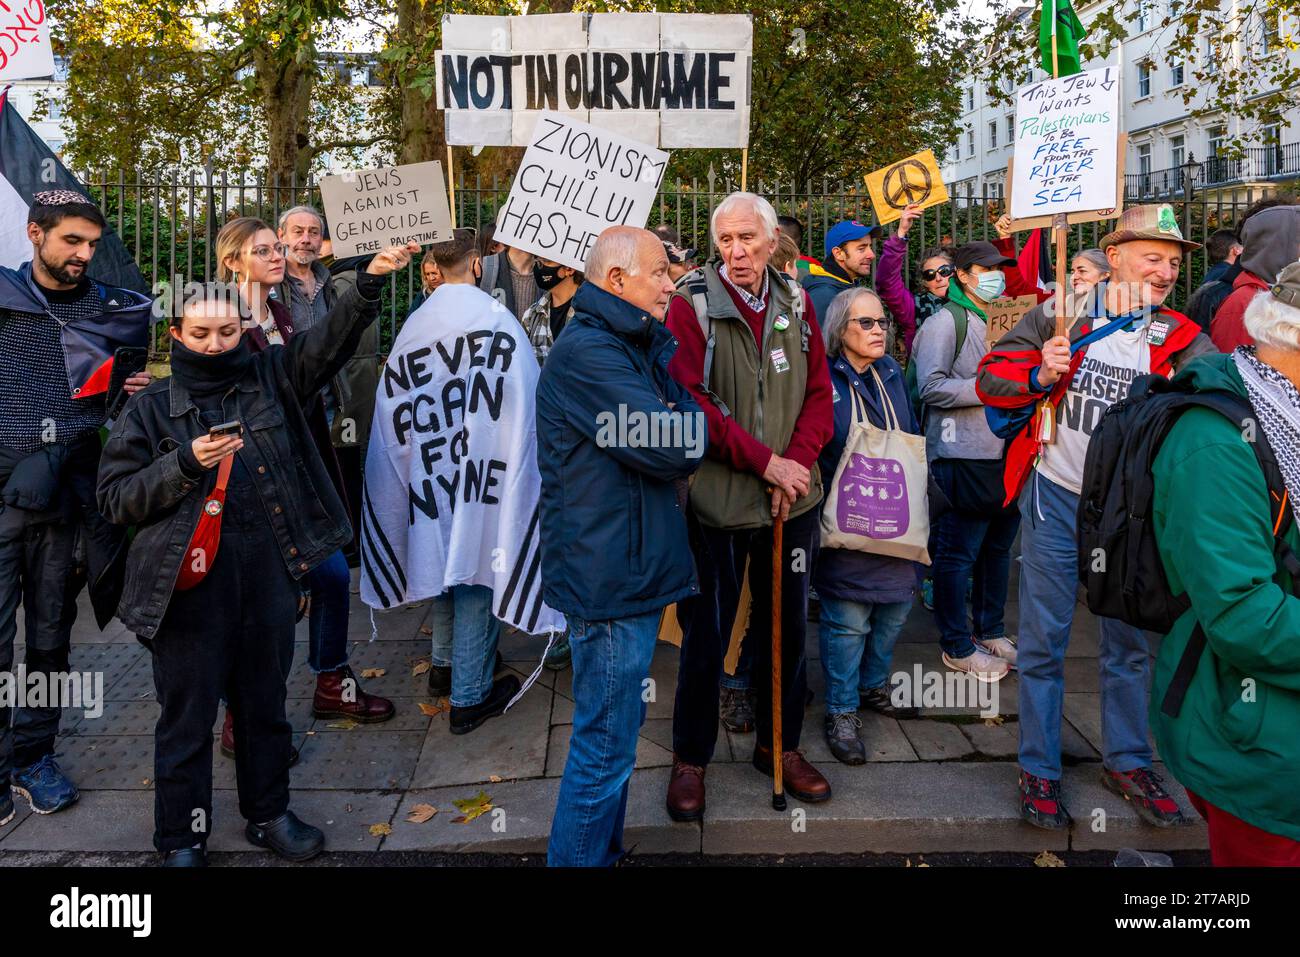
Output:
[31,189,93,207]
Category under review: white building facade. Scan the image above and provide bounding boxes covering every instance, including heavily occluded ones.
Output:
[941,1,1299,202]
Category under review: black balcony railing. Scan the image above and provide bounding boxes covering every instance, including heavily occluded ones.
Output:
[1126,143,1300,197]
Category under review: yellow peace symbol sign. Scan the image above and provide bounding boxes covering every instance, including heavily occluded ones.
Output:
[882,160,934,210]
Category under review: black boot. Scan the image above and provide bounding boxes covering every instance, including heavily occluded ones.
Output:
[161,847,207,867]
[450,674,521,735]
[245,810,325,862]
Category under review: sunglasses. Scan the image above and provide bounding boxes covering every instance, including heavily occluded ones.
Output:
[853,317,891,331]
[920,264,955,281]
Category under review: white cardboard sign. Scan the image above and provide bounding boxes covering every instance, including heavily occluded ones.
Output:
[435,12,751,148]
[0,0,54,83]
[1010,66,1120,221]
[318,162,453,259]
[493,111,669,271]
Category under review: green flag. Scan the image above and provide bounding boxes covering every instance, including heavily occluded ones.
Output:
[1038,0,1087,77]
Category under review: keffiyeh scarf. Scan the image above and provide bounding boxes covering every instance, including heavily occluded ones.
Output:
[1233,345,1300,528]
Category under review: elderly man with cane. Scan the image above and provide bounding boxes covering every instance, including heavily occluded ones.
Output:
[665,192,834,819]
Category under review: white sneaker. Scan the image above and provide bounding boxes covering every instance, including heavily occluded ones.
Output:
[975,636,1018,668]
[942,649,1009,682]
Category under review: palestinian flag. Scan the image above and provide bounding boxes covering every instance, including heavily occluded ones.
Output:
[0,86,145,291]
[1039,0,1087,78]
[1017,227,1054,292]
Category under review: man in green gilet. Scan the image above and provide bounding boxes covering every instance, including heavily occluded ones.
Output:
[664,192,836,821]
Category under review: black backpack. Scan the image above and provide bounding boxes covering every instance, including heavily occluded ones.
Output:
[1076,373,1299,717]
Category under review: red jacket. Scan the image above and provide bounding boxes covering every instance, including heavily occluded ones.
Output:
[1210,270,1270,353]
[976,301,1214,505]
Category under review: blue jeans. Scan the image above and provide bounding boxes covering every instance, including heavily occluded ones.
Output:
[818,598,912,714]
[435,585,502,708]
[548,609,659,867]
[307,549,351,673]
[427,594,454,668]
[930,462,1020,658]
[1018,473,1152,780]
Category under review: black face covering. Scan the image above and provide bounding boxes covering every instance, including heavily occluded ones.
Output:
[533,261,565,291]
[169,337,253,398]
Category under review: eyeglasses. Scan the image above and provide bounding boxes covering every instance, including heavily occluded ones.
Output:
[920,265,955,281]
[247,243,289,262]
[853,317,891,331]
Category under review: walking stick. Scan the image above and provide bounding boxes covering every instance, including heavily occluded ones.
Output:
[771,506,786,811]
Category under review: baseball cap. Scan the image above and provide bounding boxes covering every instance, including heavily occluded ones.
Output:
[953,241,1017,272]
[663,241,697,265]
[824,219,881,259]
[1270,261,1300,308]
[1099,204,1202,252]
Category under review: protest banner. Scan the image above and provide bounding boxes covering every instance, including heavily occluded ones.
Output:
[864,150,949,226]
[435,12,752,148]
[0,1,53,84]
[318,162,453,259]
[985,294,1038,346]
[1009,65,1120,222]
[493,110,669,271]
[1006,134,1127,231]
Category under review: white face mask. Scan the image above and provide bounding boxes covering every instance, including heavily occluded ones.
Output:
[974,270,1005,300]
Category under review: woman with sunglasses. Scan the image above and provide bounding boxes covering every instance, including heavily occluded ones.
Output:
[97,238,416,866]
[815,288,922,764]
[911,241,1023,683]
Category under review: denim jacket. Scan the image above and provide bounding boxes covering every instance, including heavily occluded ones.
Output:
[96,280,381,638]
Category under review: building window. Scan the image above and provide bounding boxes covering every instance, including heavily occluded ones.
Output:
[1137,0,1150,32]
[1007,115,1015,143]
[52,56,69,82]
[1208,125,1227,156]
[966,87,975,112]
[1206,125,1229,184]
[1137,143,1152,194]
[1170,134,1185,171]
[988,120,998,149]
[46,97,63,121]
[1261,12,1280,55]
[1137,61,1152,97]
[1204,35,1219,74]
[1263,121,1283,175]
[967,129,975,155]
[1170,61,1184,87]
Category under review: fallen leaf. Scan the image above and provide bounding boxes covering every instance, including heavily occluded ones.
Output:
[418,701,445,717]
[369,823,392,837]
[345,803,354,813]
[327,718,358,730]
[142,778,151,786]
[419,624,433,636]
[488,774,503,783]
[305,730,315,735]
[1034,850,1066,868]
[411,659,432,677]
[406,803,438,824]
[984,715,1006,727]
[360,667,386,679]
[451,790,493,824]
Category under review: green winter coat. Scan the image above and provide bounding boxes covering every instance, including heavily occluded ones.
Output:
[1150,352,1300,841]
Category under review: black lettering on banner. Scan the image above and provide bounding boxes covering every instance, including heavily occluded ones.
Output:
[707,52,735,109]
[669,52,706,109]
[470,57,495,109]
[564,53,582,109]
[442,54,470,109]
[601,53,631,110]
[535,53,559,110]
[630,52,658,109]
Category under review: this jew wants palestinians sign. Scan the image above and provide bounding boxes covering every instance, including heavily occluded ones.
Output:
[494,111,668,271]
[435,12,752,148]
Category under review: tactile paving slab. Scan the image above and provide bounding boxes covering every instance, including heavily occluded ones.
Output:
[289,730,425,790]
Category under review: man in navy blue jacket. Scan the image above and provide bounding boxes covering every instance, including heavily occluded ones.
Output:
[536,226,706,867]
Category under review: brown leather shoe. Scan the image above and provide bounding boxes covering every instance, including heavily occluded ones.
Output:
[312,666,396,723]
[752,745,832,804]
[667,756,706,822]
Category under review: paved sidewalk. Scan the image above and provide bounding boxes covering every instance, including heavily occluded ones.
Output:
[0,566,1207,861]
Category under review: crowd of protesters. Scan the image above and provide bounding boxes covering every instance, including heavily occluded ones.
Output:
[0,180,1296,870]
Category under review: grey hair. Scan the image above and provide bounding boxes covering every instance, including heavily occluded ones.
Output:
[278,204,324,231]
[1073,247,1110,276]
[1244,288,1300,351]
[711,191,778,245]
[584,228,643,280]
[824,287,886,358]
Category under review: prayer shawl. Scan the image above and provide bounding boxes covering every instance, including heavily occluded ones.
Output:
[360,282,565,639]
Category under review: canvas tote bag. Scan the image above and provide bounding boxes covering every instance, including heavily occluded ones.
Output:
[820,367,931,564]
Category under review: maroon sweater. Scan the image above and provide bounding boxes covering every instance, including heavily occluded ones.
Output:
[666,279,833,478]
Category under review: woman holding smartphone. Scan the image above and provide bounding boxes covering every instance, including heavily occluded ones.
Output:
[97,241,416,867]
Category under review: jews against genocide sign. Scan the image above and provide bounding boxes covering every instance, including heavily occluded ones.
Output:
[1010,66,1120,220]
[493,111,669,271]
[863,150,949,226]
[985,294,1038,346]
[0,1,54,83]
[318,162,453,259]
[435,12,752,148]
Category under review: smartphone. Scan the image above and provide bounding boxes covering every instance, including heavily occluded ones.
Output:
[105,346,149,419]
[208,420,244,439]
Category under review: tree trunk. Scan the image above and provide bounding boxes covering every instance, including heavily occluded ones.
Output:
[257,42,315,185]
[396,0,445,166]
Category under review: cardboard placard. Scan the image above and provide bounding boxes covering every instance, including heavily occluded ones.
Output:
[1009,66,1121,221]
[493,111,669,271]
[436,12,753,148]
[1007,134,1128,232]
[864,149,949,225]
[0,0,54,84]
[318,162,453,259]
[985,294,1038,346]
